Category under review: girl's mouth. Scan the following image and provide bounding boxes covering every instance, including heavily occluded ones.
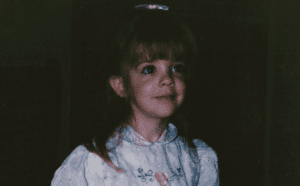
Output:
[155,95,176,100]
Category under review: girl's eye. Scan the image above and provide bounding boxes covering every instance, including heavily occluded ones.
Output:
[141,64,186,75]
[142,65,156,75]
[172,64,186,73]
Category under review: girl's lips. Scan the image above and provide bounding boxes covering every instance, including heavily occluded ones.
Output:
[155,95,176,100]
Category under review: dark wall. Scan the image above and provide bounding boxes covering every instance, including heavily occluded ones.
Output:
[0,0,71,185]
[266,1,300,185]
[0,62,62,186]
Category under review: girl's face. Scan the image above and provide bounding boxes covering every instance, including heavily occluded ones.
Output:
[123,58,186,119]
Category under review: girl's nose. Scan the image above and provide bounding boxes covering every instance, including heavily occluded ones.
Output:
[160,70,175,87]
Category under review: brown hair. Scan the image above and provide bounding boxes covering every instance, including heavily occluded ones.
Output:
[82,7,199,169]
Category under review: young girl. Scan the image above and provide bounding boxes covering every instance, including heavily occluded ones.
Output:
[51,4,219,186]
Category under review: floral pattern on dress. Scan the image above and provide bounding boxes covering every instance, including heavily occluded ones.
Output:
[137,168,155,183]
[137,167,184,184]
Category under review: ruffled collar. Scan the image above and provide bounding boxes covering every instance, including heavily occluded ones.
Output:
[106,123,178,150]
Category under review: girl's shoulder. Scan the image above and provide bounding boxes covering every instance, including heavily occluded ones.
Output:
[191,139,219,185]
[51,145,121,186]
[192,139,216,153]
[51,145,91,186]
[192,138,218,162]
[60,145,90,169]
[177,136,218,162]
[176,136,217,155]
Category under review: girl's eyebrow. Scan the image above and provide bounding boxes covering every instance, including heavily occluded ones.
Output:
[132,60,154,68]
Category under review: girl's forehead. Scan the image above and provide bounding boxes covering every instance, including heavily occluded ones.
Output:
[131,42,184,53]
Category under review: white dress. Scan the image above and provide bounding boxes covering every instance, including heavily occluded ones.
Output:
[51,123,219,186]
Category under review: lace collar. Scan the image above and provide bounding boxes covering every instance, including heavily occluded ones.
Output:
[106,123,178,149]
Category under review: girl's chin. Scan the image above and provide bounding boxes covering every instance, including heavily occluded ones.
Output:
[133,102,178,118]
[149,108,177,118]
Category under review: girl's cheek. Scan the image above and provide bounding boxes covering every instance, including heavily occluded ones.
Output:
[177,79,186,90]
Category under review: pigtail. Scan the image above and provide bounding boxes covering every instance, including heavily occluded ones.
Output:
[83,74,131,167]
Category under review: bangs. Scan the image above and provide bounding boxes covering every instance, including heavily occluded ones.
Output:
[125,38,191,67]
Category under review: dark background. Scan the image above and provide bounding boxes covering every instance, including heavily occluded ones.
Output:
[1,0,299,186]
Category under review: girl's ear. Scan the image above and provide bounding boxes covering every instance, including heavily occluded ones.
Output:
[109,75,128,98]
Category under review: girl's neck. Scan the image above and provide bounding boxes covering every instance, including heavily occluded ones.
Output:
[126,113,169,143]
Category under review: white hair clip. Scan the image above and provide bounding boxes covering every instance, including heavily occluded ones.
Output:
[135,4,169,11]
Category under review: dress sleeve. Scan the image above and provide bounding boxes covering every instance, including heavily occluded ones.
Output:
[50,145,90,186]
[193,139,219,186]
